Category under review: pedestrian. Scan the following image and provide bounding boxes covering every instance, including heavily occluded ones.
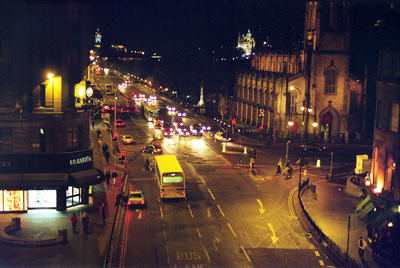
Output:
[82,212,89,234]
[358,236,366,258]
[105,150,110,164]
[70,213,78,233]
[91,120,95,129]
[102,143,108,155]
[96,129,101,138]
[272,134,276,145]
[99,203,106,225]
[105,169,111,186]
[144,157,150,170]
[372,233,379,259]
[115,193,123,208]
[112,170,118,185]
[276,158,282,175]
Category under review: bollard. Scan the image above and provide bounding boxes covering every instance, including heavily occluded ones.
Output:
[12,217,21,230]
[244,147,247,154]
[316,159,321,167]
[58,229,68,244]
[222,144,226,152]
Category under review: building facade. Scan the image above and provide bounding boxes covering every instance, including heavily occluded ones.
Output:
[0,2,101,212]
[237,29,255,57]
[234,2,364,143]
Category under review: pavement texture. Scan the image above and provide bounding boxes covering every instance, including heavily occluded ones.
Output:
[0,125,398,268]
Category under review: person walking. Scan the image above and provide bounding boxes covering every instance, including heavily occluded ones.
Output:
[276,158,282,175]
[96,129,101,138]
[82,212,89,234]
[105,150,110,164]
[372,233,379,259]
[105,169,111,186]
[99,203,106,225]
[102,143,108,155]
[358,236,366,258]
[70,213,78,233]
[91,120,95,129]
[112,171,118,185]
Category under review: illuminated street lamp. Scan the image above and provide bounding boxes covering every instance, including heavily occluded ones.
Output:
[47,73,55,107]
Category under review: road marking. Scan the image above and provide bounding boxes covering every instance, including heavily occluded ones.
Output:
[267,223,279,244]
[217,204,225,217]
[227,222,237,237]
[196,227,202,238]
[163,231,167,239]
[203,246,211,263]
[208,188,216,200]
[188,204,194,217]
[314,251,320,256]
[160,206,164,220]
[256,199,266,214]
[240,245,251,263]
[199,176,206,184]
[319,260,325,266]
[213,237,220,252]
[137,210,142,219]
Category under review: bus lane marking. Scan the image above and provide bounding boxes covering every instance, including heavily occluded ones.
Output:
[196,227,202,238]
[217,204,225,217]
[187,204,194,218]
[240,245,252,263]
[227,222,237,238]
[208,188,216,200]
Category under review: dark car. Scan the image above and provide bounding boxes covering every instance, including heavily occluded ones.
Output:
[142,143,163,154]
[300,142,326,151]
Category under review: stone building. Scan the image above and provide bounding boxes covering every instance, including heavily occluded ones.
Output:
[237,29,256,57]
[234,2,365,143]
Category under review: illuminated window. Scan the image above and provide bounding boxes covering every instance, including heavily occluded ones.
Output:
[324,69,337,94]
[389,103,399,132]
[290,94,298,113]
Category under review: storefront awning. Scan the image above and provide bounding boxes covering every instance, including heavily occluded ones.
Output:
[366,208,394,230]
[0,173,68,190]
[357,199,375,219]
[69,168,104,187]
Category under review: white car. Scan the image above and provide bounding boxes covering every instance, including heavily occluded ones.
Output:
[121,135,135,144]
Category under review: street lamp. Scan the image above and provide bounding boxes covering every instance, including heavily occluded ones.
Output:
[48,73,55,107]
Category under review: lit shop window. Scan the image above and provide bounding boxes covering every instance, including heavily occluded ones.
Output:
[0,190,26,211]
[28,190,57,209]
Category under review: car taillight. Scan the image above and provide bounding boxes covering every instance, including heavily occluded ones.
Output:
[161,190,165,196]
[181,190,185,195]
[127,201,132,206]
[140,200,145,205]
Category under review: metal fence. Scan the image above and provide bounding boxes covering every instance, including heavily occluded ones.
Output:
[299,182,363,268]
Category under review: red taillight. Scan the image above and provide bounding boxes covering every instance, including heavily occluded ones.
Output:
[181,190,185,195]
[127,201,132,206]
[140,200,145,205]
[161,191,165,196]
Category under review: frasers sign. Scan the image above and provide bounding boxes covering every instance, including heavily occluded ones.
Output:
[0,149,93,174]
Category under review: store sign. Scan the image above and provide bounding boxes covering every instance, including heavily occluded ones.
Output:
[0,149,93,174]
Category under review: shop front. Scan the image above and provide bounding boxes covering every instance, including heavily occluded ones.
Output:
[0,149,103,212]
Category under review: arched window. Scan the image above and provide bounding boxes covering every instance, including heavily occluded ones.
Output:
[324,68,337,94]
[290,93,298,113]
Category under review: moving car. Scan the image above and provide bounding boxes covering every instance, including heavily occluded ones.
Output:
[127,190,146,208]
[300,142,326,152]
[215,131,231,141]
[162,126,174,137]
[176,125,190,137]
[142,143,163,154]
[116,119,125,127]
[173,117,183,127]
[190,124,204,136]
[121,135,134,145]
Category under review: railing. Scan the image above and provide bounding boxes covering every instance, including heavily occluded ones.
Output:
[299,183,363,268]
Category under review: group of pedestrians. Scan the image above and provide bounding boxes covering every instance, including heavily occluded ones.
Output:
[102,143,110,164]
[69,204,107,234]
[276,158,293,179]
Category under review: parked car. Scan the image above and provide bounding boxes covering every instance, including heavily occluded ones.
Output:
[127,190,146,208]
[300,142,326,151]
[121,135,134,145]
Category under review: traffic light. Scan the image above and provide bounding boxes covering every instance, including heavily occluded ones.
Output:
[119,151,126,161]
[116,94,120,100]
[249,149,257,159]
[259,125,263,130]
[113,132,118,140]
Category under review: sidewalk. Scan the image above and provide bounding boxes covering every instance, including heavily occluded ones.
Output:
[0,121,125,268]
[234,135,396,268]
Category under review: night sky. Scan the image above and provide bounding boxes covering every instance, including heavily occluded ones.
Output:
[95,0,306,54]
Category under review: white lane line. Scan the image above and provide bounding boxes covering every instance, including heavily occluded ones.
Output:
[319,260,325,266]
[227,222,237,237]
[240,245,251,263]
[208,188,216,200]
[217,204,225,217]
[199,176,206,184]
[203,246,211,263]
[188,204,194,218]
[196,227,202,238]
[160,206,164,220]
[314,251,320,257]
